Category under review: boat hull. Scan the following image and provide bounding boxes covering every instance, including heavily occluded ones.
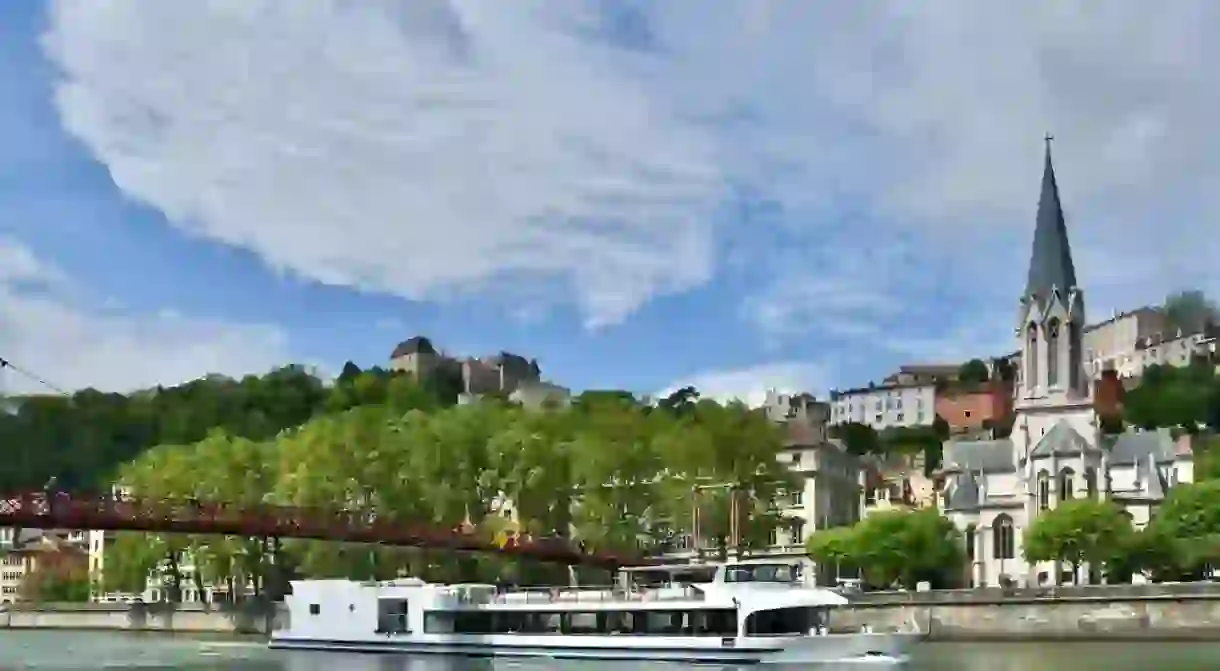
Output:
[269,632,921,665]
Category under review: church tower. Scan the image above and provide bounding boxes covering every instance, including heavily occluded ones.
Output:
[1015,137,1089,405]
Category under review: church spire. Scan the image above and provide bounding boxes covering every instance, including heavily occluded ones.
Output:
[1023,134,1078,303]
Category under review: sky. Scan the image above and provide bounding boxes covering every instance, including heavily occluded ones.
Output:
[1,1,1217,405]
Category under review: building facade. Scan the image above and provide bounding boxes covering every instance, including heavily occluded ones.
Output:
[829,383,938,430]
[938,140,1195,588]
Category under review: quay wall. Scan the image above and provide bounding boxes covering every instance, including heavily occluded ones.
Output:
[832,582,1220,640]
[0,602,285,634]
[8,583,1220,640]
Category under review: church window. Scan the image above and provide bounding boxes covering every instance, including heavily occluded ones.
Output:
[1026,323,1039,387]
[1069,323,1083,389]
[965,524,977,560]
[1058,468,1074,501]
[1084,468,1097,498]
[1047,318,1061,387]
[1037,471,1050,510]
[993,515,1015,560]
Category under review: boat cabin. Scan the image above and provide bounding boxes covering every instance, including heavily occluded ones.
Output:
[280,559,843,642]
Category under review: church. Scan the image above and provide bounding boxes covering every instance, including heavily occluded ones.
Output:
[938,139,1195,588]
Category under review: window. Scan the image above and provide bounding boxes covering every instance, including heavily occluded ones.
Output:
[309,603,321,616]
[993,515,1015,560]
[965,525,976,561]
[1085,468,1098,498]
[964,410,972,419]
[1047,318,1061,386]
[1058,468,1075,501]
[791,491,803,506]
[1027,323,1039,385]
[1037,471,1050,510]
[896,413,904,422]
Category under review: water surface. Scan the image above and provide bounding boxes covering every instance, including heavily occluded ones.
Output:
[0,631,1216,669]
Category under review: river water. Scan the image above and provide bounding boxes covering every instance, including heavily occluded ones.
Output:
[0,631,1216,670]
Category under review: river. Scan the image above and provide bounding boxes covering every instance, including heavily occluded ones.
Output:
[0,631,1216,669]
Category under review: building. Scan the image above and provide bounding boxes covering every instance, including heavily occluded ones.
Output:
[935,381,1014,435]
[1,529,88,603]
[858,453,940,519]
[937,140,1195,588]
[761,392,860,563]
[829,382,938,430]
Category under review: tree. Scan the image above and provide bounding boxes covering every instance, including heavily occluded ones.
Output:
[1123,362,1216,432]
[1163,290,1218,335]
[957,359,990,385]
[1022,499,1134,584]
[832,422,881,455]
[1140,480,1220,578]
[19,551,91,603]
[813,509,962,590]
[657,386,700,417]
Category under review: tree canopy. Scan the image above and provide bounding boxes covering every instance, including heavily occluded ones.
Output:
[957,359,990,385]
[1123,362,1219,434]
[1022,499,1134,583]
[805,508,963,590]
[99,383,796,600]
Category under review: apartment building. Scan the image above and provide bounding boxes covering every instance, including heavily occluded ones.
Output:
[829,382,937,430]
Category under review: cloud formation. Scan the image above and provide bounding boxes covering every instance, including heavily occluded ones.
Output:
[42,1,1220,365]
[0,238,289,394]
[657,362,831,409]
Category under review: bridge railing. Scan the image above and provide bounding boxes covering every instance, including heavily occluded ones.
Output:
[0,491,644,568]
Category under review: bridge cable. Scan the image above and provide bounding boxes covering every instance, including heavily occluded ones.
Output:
[0,356,70,396]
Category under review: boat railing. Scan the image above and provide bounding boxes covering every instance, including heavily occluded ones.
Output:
[492,584,705,604]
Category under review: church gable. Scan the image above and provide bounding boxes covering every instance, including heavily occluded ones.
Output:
[1029,419,1096,457]
[1104,429,1176,465]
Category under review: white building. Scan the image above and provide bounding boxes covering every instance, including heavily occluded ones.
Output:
[938,140,1194,588]
[828,383,937,430]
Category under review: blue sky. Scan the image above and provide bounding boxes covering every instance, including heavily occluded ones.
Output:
[2,1,1217,402]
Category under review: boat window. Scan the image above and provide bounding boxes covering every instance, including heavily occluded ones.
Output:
[308,603,320,616]
[745,607,819,636]
[376,598,411,634]
[424,608,737,636]
[724,563,799,584]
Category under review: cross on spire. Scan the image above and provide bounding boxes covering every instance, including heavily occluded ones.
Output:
[1044,132,1054,149]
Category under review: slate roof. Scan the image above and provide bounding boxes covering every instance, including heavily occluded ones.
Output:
[1103,429,1177,465]
[942,472,981,511]
[390,336,437,358]
[943,439,1015,473]
[1024,139,1078,304]
[1030,420,1099,458]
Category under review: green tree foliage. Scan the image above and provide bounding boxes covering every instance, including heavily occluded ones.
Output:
[18,551,91,603]
[0,364,468,492]
[957,359,990,385]
[1123,362,1219,433]
[1163,290,1219,335]
[1022,499,1134,583]
[104,389,793,595]
[805,509,963,590]
[1138,480,1220,579]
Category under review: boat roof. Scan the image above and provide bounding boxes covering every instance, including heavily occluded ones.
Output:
[619,558,810,572]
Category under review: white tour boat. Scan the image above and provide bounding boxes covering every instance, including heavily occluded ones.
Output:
[270,559,921,665]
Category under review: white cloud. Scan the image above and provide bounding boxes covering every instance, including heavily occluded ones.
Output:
[41,1,1220,354]
[657,362,831,408]
[0,238,289,393]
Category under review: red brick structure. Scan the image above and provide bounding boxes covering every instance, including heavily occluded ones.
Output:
[935,381,1014,434]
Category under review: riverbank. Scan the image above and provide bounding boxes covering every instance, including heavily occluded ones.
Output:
[0,602,284,635]
[9,583,1220,640]
[832,582,1220,640]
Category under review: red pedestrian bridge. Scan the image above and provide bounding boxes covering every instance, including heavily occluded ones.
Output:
[0,492,646,569]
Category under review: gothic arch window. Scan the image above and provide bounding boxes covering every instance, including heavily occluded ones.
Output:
[993,515,1015,560]
[1026,323,1039,387]
[1037,470,1050,510]
[965,524,977,560]
[1047,318,1061,387]
[1084,467,1098,498]
[1058,467,1075,501]
[1069,322,1083,390]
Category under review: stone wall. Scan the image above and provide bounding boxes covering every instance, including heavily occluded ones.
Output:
[0,602,286,634]
[834,583,1220,640]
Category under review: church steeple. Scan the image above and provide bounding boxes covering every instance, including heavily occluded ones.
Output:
[1024,135,1077,304]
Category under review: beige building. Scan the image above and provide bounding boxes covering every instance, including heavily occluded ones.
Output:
[1,529,87,603]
